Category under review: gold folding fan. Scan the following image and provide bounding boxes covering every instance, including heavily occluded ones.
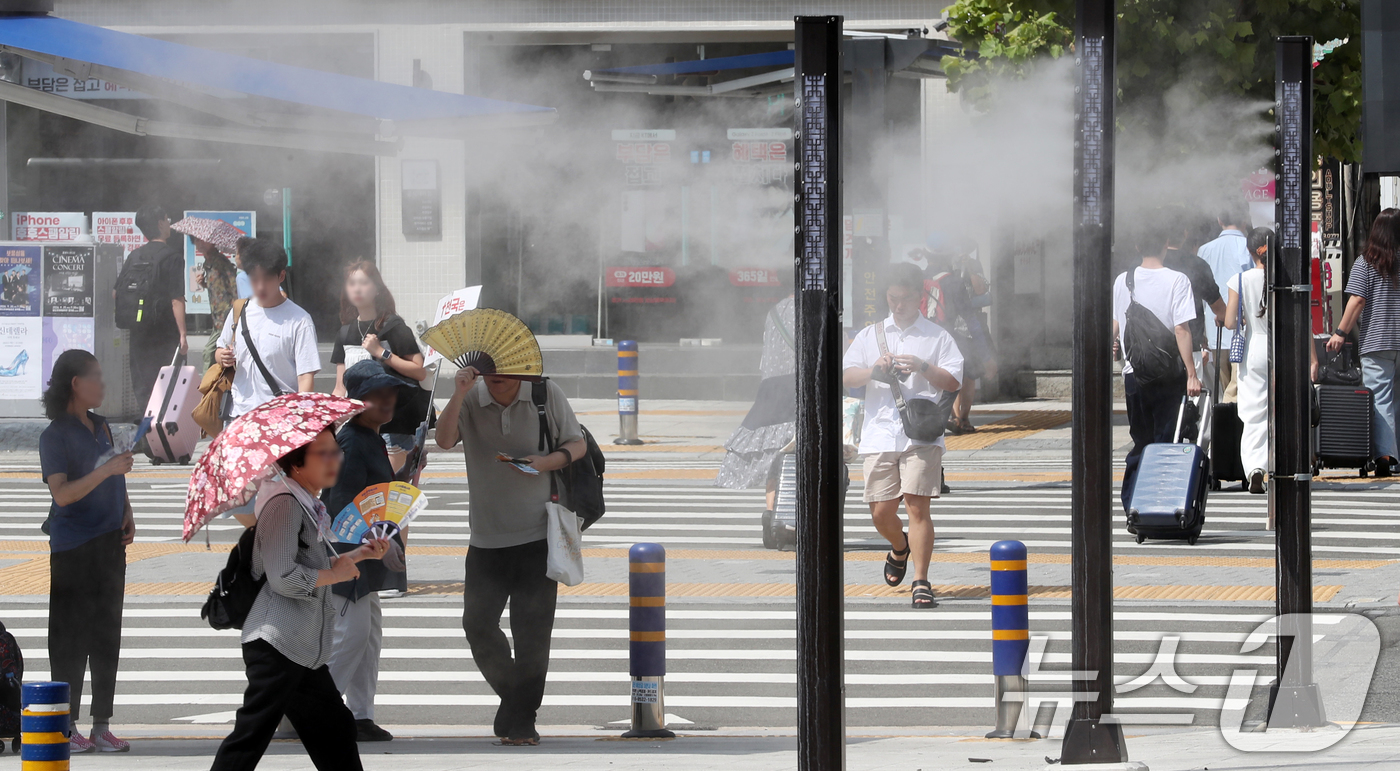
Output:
[421,308,543,378]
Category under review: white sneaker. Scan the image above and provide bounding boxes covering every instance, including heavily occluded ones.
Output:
[89,729,131,752]
[1249,469,1266,495]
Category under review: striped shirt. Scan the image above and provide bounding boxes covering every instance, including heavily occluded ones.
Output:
[241,492,337,669]
[1344,257,1400,355]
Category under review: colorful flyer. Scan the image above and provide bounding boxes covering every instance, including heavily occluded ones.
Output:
[0,245,41,317]
[330,483,426,543]
[41,317,95,391]
[0,317,41,399]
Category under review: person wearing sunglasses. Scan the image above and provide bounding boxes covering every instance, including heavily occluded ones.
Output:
[210,428,390,771]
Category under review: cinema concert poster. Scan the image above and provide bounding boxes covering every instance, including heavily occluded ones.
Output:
[0,245,41,399]
[41,244,96,390]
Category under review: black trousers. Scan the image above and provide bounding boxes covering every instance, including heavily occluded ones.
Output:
[1122,371,1188,510]
[129,334,179,410]
[210,640,363,771]
[462,539,558,734]
[49,529,125,722]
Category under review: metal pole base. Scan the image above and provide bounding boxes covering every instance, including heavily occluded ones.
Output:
[616,414,643,445]
[985,675,1042,739]
[621,727,677,739]
[1267,683,1328,729]
[622,675,675,738]
[1061,717,1127,765]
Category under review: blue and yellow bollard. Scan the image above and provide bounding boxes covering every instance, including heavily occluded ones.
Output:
[986,540,1039,739]
[21,681,70,770]
[615,340,643,445]
[623,542,674,738]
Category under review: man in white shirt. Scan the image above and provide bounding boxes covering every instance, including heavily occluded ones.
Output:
[1194,205,1252,401]
[1111,222,1201,511]
[843,264,963,610]
[214,238,321,526]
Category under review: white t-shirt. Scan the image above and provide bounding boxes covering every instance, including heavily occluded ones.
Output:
[1112,266,1197,376]
[217,298,321,417]
[841,314,965,454]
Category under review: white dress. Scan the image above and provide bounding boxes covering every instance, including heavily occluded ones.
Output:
[1229,269,1269,474]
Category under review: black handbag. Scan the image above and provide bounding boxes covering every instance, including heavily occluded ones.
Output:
[873,325,955,442]
[533,379,607,530]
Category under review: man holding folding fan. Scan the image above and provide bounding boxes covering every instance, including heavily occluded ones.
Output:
[435,328,585,746]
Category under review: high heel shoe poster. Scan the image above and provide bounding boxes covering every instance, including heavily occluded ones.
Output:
[0,244,40,398]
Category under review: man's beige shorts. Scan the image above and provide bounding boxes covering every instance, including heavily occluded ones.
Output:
[862,444,944,502]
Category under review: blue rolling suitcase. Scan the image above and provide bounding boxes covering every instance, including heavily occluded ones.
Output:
[1126,396,1211,545]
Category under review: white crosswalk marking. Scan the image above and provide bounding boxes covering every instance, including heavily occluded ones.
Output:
[2,596,1282,730]
[0,476,1395,557]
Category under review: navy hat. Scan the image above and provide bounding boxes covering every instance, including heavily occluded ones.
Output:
[344,359,418,400]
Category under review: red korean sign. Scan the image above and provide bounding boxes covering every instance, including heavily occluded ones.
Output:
[728,268,781,287]
[606,267,676,288]
[731,142,788,163]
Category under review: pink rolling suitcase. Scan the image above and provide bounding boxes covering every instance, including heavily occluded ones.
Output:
[144,350,201,465]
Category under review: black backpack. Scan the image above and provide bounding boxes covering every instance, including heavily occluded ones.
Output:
[201,526,265,630]
[1121,269,1185,386]
[0,619,21,742]
[532,379,606,530]
[114,244,166,330]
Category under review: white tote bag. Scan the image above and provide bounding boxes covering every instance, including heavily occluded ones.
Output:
[545,501,585,586]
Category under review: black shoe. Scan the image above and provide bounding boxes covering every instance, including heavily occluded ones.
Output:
[354,719,393,742]
[1377,458,1395,478]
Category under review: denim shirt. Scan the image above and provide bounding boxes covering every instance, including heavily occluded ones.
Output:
[39,412,127,552]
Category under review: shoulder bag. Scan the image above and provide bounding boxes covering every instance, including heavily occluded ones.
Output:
[194,299,247,437]
[1228,270,1248,364]
[1122,269,1186,385]
[872,325,953,442]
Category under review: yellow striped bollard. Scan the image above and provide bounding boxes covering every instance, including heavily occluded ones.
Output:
[623,542,674,738]
[986,540,1039,739]
[21,681,70,770]
[616,340,643,445]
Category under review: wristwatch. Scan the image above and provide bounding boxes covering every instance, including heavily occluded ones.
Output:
[380,349,392,364]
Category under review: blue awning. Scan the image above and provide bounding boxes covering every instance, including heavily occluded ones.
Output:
[0,14,554,153]
[593,50,794,77]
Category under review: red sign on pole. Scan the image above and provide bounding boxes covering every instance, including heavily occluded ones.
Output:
[728,267,781,287]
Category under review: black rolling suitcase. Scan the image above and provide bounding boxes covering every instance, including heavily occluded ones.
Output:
[1209,326,1246,489]
[1315,384,1376,476]
[1126,394,1212,545]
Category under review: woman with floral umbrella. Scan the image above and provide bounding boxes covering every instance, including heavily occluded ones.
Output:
[185,394,390,771]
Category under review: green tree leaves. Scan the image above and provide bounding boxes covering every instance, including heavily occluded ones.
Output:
[941,0,1362,162]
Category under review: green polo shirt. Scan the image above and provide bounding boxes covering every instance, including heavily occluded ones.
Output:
[457,378,583,548]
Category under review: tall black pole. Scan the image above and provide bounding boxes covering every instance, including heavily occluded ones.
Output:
[1062,0,1127,764]
[1269,35,1326,729]
[794,15,846,771]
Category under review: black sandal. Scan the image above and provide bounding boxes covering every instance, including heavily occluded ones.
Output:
[884,532,911,587]
[911,580,937,609]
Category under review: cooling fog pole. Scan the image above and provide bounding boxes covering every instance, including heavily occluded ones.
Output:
[1269,35,1326,729]
[793,15,846,771]
[1061,0,1127,764]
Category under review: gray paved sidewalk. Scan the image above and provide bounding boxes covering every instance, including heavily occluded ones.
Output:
[36,724,1400,770]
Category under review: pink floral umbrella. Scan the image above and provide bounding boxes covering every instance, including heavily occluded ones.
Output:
[169,216,246,257]
[183,393,365,542]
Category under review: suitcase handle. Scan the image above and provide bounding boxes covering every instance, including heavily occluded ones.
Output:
[1172,390,1214,446]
